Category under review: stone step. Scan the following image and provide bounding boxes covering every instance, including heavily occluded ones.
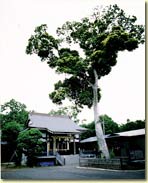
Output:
[61,155,79,166]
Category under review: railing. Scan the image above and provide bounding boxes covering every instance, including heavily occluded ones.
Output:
[79,156,145,170]
[79,157,123,170]
[56,152,65,166]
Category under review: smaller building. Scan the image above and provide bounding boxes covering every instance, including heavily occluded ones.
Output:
[28,112,86,156]
[80,128,145,160]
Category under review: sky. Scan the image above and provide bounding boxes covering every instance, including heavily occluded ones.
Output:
[0,0,145,124]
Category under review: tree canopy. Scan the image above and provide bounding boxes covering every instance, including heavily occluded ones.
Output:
[0,99,28,127]
[1,121,22,144]
[80,116,145,140]
[26,4,144,109]
[119,119,145,132]
[100,115,119,134]
[80,114,120,139]
[80,121,96,140]
[0,99,29,144]
[48,105,81,123]
[17,128,43,167]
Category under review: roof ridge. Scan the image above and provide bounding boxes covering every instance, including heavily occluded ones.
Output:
[116,128,145,134]
[29,112,70,118]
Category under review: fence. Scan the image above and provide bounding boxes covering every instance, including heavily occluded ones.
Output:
[79,157,129,170]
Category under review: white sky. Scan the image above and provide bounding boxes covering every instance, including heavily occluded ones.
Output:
[0,0,145,124]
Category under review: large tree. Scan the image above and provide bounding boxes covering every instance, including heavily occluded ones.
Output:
[26,4,144,159]
[48,105,81,123]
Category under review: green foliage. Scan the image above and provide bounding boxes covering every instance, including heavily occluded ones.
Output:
[1,121,22,144]
[81,116,145,140]
[100,115,120,134]
[119,119,145,132]
[0,99,29,146]
[0,99,29,127]
[80,121,96,140]
[1,99,26,112]
[26,24,59,61]
[48,105,81,123]
[17,128,43,167]
[26,4,144,109]
[0,99,29,164]
[80,114,120,139]
[49,76,101,108]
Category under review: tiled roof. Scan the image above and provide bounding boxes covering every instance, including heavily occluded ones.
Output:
[81,136,97,143]
[112,128,145,137]
[80,135,110,143]
[28,112,86,134]
[80,128,145,143]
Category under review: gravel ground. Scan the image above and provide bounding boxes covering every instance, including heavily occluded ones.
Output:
[1,165,145,180]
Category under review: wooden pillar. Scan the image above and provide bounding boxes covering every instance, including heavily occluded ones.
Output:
[73,135,76,155]
[47,142,50,156]
[46,134,49,156]
[67,140,69,150]
[53,137,56,155]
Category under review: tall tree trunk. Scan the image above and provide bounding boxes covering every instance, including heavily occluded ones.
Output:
[93,70,110,159]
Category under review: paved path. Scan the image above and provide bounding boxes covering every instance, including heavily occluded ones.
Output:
[1,165,145,180]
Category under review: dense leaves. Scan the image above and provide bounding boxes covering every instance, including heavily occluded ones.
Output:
[49,77,101,108]
[80,115,145,140]
[80,121,96,140]
[80,115,120,139]
[0,99,29,165]
[0,99,28,127]
[26,24,59,61]
[48,105,81,123]
[26,4,144,108]
[1,121,22,144]
[17,128,43,167]
[1,99,44,166]
[17,128,43,152]
[0,99,29,145]
[99,115,119,134]
[119,119,145,132]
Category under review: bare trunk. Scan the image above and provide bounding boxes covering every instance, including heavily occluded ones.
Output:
[93,70,110,159]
